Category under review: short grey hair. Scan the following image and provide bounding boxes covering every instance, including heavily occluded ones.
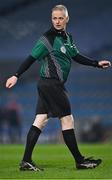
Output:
[52,5,69,17]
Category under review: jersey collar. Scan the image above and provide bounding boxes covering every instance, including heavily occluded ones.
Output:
[50,26,68,39]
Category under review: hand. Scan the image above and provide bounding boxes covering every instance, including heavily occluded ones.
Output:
[6,76,18,88]
[98,60,111,68]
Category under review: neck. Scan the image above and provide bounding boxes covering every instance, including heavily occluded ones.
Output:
[50,26,67,39]
[52,26,66,32]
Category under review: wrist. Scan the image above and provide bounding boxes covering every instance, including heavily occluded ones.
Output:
[94,61,102,68]
[14,73,19,78]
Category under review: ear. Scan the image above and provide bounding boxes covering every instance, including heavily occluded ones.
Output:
[66,16,69,23]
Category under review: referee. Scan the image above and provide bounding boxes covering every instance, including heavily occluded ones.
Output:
[6,5,111,171]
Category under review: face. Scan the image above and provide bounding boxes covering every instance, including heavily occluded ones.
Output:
[52,10,69,30]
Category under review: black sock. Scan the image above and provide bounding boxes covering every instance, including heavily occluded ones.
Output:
[22,125,41,162]
[62,129,83,163]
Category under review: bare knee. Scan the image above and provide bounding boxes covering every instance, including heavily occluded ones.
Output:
[33,114,48,129]
[60,115,74,130]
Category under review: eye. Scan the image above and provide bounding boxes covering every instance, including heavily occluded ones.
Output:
[53,17,57,20]
[59,17,64,20]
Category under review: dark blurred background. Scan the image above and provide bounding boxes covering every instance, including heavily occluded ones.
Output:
[0,0,112,144]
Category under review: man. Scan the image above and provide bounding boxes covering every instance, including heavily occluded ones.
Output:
[6,5,111,171]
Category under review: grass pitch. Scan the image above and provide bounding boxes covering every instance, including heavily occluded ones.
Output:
[0,143,112,179]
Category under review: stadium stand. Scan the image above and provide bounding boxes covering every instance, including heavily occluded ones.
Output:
[0,0,112,143]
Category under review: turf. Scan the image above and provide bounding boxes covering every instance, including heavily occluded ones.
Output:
[0,143,112,179]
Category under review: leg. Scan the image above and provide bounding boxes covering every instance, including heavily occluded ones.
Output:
[23,114,48,162]
[61,114,102,169]
[20,114,48,171]
[33,114,48,129]
[61,114,83,163]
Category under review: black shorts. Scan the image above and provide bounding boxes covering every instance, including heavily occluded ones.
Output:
[36,78,71,118]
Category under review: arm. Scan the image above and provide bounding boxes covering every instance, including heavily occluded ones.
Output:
[14,55,36,78]
[69,34,111,68]
[6,55,36,88]
[72,54,111,68]
[6,38,49,89]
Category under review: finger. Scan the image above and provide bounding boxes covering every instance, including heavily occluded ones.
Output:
[102,65,110,68]
[104,61,111,66]
[6,82,9,88]
[6,82,12,88]
[100,61,111,66]
[8,84,13,88]
[102,62,111,66]
[109,62,111,66]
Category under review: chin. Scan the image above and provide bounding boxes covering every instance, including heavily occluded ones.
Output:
[55,26,62,30]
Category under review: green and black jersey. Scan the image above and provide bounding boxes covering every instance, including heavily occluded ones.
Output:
[31,27,79,82]
[15,27,100,81]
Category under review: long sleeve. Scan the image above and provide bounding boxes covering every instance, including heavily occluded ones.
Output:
[15,55,36,78]
[72,54,100,67]
[14,37,49,78]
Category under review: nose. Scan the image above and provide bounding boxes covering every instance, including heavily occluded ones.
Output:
[56,19,60,24]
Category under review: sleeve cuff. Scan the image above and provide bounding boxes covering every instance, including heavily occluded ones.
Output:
[14,73,20,78]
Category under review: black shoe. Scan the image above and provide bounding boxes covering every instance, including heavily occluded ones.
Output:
[76,157,102,169]
[19,161,44,171]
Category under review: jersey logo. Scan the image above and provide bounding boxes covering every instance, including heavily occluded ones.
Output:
[60,46,66,54]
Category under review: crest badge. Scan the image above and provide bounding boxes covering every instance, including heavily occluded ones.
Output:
[60,46,66,54]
